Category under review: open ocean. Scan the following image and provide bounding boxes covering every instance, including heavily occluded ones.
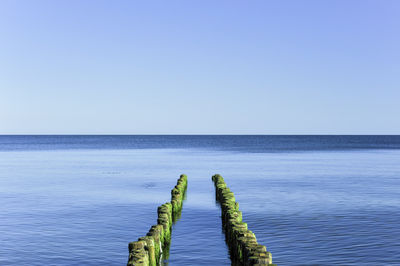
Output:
[0,135,399,265]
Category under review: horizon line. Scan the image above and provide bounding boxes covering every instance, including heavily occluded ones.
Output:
[1,134,399,136]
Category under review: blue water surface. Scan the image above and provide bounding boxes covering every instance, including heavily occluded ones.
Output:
[0,135,399,265]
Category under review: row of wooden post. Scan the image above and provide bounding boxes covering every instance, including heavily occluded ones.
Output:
[127,174,188,266]
[127,174,276,265]
[212,174,275,266]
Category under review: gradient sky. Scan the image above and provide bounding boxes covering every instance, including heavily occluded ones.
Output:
[0,0,399,134]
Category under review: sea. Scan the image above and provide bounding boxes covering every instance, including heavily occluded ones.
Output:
[0,135,399,265]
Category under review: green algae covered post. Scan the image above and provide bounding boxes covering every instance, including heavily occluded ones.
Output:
[127,174,188,266]
[171,174,188,222]
[212,174,276,266]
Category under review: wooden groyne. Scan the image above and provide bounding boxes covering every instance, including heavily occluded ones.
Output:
[127,174,188,266]
[212,174,276,266]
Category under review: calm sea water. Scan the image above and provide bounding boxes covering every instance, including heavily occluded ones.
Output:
[0,135,399,265]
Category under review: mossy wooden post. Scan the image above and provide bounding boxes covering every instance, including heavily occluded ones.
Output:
[138,236,156,266]
[127,240,149,266]
[171,174,187,222]
[157,202,172,245]
[212,174,276,266]
[127,174,188,266]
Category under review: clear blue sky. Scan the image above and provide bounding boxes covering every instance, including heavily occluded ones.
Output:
[0,0,399,134]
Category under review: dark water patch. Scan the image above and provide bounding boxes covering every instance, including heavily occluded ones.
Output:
[1,135,400,152]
